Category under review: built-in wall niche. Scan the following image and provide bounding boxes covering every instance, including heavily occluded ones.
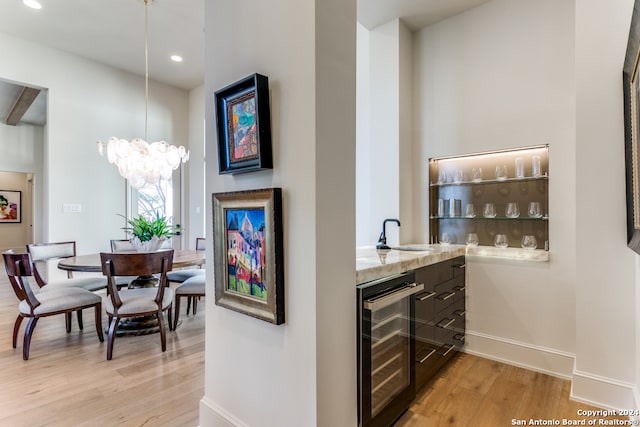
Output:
[429,145,549,261]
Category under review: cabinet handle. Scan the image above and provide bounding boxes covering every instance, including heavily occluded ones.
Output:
[443,345,456,356]
[453,263,466,269]
[438,318,455,329]
[417,348,436,364]
[454,310,466,317]
[454,286,465,292]
[438,291,455,301]
[454,333,465,342]
[363,282,425,310]
[418,291,436,301]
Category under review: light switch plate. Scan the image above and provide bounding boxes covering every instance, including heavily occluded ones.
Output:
[63,203,82,213]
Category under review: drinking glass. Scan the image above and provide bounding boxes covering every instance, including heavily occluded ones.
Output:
[521,235,538,250]
[472,167,483,182]
[495,164,508,180]
[505,202,520,218]
[440,232,453,245]
[532,155,541,177]
[528,201,542,218]
[437,199,445,217]
[466,233,479,247]
[483,203,496,218]
[494,234,509,248]
[452,168,463,183]
[515,157,524,178]
[438,169,447,184]
[465,203,476,218]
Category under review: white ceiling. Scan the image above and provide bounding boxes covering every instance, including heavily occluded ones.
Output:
[0,0,488,126]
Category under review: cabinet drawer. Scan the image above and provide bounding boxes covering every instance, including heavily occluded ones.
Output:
[434,276,459,313]
[415,289,436,326]
[452,256,466,277]
[415,260,453,288]
[415,322,434,346]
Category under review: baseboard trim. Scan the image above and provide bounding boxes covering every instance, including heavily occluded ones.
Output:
[571,369,637,411]
[464,330,575,379]
[199,397,247,427]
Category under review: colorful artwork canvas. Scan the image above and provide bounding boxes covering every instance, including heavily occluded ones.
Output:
[228,92,259,164]
[213,188,284,325]
[0,190,21,223]
[214,73,272,174]
[225,208,267,299]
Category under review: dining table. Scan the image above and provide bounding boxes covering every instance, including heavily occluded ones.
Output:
[57,249,205,274]
[57,249,205,335]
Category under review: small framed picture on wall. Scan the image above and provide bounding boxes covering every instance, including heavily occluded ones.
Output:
[0,190,21,223]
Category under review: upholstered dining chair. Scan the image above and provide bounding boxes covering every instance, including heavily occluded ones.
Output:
[109,239,138,288]
[27,241,107,292]
[100,250,174,360]
[166,237,206,285]
[173,275,205,330]
[3,251,104,360]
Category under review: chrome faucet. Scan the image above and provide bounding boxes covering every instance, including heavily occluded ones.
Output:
[376,218,401,250]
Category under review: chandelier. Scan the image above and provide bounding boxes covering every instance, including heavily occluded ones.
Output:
[97,0,189,190]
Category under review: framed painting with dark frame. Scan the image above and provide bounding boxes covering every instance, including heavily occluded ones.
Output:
[214,73,273,174]
[0,190,21,223]
[623,0,640,253]
[212,188,284,324]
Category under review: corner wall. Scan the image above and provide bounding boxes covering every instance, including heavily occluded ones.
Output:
[202,0,356,425]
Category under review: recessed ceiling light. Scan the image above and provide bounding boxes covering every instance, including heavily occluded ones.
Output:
[170,55,183,63]
[23,0,42,10]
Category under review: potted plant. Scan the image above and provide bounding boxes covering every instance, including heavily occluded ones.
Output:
[122,212,177,252]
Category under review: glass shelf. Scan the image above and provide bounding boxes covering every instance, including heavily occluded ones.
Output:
[429,145,549,258]
[430,216,548,221]
[429,174,549,187]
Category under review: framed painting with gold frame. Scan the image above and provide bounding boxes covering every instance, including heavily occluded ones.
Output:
[212,188,284,324]
[624,0,640,253]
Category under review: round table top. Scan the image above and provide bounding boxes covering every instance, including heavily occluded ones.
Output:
[57,249,205,273]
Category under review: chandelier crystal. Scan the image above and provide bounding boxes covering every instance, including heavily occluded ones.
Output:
[96,0,188,190]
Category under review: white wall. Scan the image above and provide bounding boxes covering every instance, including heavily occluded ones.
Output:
[0,31,190,253]
[202,0,356,426]
[414,0,578,375]
[356,19,413,247]
[574,0,637,409]
[186,84,206,247]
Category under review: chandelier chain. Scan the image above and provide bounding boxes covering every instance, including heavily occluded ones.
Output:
[144,0,149,141]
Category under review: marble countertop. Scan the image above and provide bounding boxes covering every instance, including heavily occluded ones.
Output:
[356,244,466,284]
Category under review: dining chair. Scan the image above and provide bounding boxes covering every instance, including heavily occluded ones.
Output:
[100,250,174,360]
[3,251,104,360]
[166,237,205,285]
[173,275,205,330]
[26,241,107,292]
[109,239,139,288]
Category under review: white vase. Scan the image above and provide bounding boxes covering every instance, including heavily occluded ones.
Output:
[130,235,166,252]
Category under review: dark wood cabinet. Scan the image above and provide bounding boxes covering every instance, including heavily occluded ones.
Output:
[413,256,466,391]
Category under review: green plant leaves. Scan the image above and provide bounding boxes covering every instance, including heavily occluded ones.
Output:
[120,212,175,242]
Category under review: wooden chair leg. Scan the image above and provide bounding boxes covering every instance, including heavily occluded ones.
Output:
[94,304,104,342]
[157,312,167,352]
[186,296,192,316]
[77,310,84,330]
[13,316,24,349]
[23,317,39,360]
[106,315,119,360]
[174,295,181,330]
[65,312,72,333]
[193,297,198,315]
[167,306,173,332]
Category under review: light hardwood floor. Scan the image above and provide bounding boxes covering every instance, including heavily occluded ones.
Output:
[0,260,623,427]
[0,261,204,427]
[397,352,627,427]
